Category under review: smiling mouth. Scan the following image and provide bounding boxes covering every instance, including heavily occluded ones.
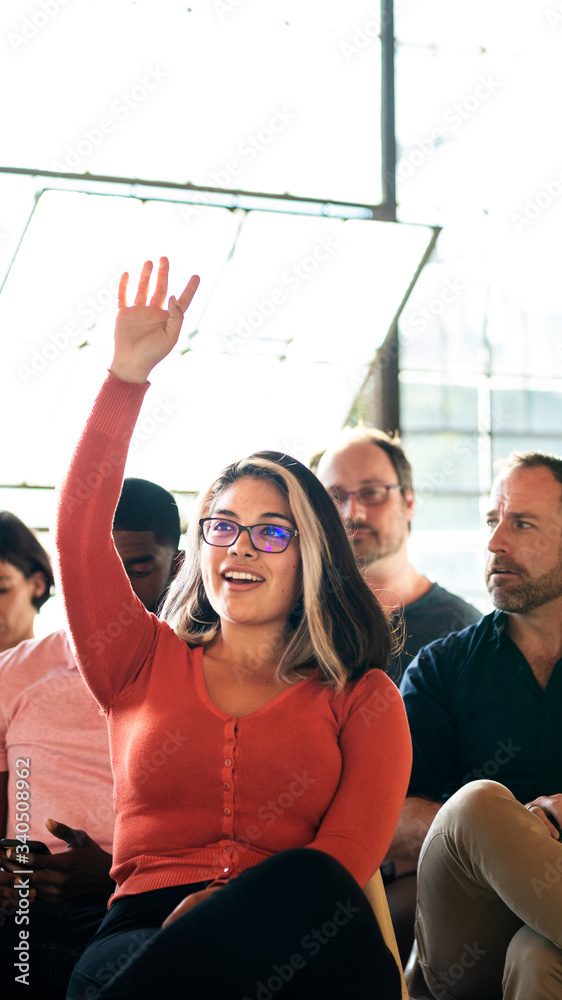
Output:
[222,571,265,583]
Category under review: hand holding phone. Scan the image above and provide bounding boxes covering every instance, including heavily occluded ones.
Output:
[1,838,51,855]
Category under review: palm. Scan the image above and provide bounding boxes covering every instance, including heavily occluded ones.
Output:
[111,257,200,382]
[115,302,180,370]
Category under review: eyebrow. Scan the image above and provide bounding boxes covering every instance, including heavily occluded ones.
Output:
[486,509,541,520]
[332,479,395,487]
[122,555,156,565]
[212,507,294,523]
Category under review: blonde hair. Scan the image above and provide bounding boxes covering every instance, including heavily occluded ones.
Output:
[161,452,393,690]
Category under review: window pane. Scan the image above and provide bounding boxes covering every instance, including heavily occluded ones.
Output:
[401,382,478,433]
[3,0,383,205]
[491,389,562,436]
[402,431,480,494]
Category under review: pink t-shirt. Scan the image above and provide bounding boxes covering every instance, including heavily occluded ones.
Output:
[0,630,115,852]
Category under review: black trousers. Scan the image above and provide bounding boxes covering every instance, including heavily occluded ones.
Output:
[0,894,108,1000]
[66,848,401,1000]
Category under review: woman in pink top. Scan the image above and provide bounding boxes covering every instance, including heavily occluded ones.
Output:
[58,258,412,1000]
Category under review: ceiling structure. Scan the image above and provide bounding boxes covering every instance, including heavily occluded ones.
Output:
[2,0,435,510]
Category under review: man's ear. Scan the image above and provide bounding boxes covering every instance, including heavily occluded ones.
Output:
[403,489,415,522]
[171,549,185,580]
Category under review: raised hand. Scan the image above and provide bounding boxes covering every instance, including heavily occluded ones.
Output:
[111,256,200,384]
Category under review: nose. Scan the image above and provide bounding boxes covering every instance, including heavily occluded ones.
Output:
[343,492,367,522]
[487,518,509,554]
[228,527,256,558]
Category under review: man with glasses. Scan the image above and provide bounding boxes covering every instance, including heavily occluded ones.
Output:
[313,425,480,965]
[313,426,480,685]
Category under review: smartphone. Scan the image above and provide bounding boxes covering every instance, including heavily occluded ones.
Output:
[0,838,51,855]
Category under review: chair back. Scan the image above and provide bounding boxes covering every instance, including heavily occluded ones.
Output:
[364,869,409,1000]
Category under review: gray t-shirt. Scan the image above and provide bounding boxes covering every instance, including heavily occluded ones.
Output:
[388,582,481,684]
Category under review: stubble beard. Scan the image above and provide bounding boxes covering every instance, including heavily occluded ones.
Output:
[487,563,562,613]
[348,524,406,571]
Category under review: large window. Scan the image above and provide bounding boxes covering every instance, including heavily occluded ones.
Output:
[392,2,562,610]
[1,0,439,634]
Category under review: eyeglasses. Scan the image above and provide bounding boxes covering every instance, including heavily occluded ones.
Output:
[199,518,298,553]
[329,485,402,508]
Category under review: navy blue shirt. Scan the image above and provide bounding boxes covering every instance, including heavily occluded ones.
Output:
[400,611,562,804]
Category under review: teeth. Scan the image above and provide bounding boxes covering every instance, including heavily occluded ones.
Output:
[224,571,263,582]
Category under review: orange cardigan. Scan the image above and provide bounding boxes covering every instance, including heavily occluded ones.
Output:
[55,373,412,902]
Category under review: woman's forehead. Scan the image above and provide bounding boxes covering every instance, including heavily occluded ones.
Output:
[211,475,291,517]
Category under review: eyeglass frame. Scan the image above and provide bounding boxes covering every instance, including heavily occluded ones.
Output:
[328,484,403,508]
[199,517,299,553]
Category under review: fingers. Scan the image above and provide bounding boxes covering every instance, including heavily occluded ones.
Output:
[177,274,201,313]
[161,886,220,928]
[161,894,196,928]
[119,258,200,313]
[117,272,129,309]
[149,256,170,309]
[526,803,561,839]
[134,260,155,305]
[0,868,36,902]
[46,817,89,847]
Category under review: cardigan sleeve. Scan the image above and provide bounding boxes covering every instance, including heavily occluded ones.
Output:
[54,373,161,709]
[306,670,412,887]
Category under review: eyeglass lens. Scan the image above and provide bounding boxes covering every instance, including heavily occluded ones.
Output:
[330,486,395,507]
[203,519,292,552]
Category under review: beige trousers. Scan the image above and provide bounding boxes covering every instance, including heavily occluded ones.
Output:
[414,780,562,1000]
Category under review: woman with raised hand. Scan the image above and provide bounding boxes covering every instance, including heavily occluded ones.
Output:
[56,257,411,1000]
